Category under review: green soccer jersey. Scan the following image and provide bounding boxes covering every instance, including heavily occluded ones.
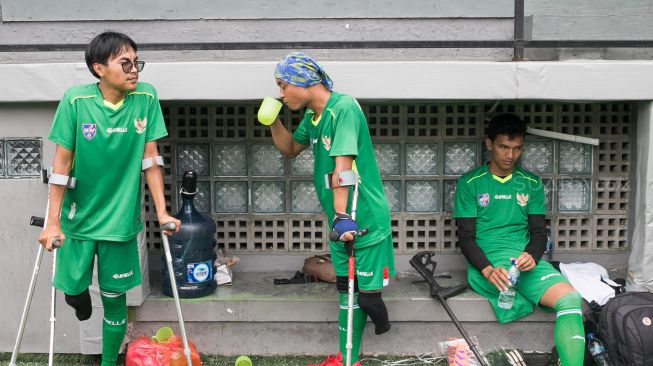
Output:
[292,92,391,248]
[48,82,168,241]
[453,163,545,255]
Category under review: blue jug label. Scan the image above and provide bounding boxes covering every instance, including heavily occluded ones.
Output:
[186,261,213,283]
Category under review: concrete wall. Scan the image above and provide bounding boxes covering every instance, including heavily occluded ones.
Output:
[0,104,83,353]
[1,0,652,63]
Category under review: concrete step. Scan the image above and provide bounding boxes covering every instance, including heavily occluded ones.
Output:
[129,270,557,356]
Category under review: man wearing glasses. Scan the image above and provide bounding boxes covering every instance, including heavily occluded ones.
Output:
[39,31,179,366]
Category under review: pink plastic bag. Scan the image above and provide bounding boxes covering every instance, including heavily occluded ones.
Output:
[126,335,201,366]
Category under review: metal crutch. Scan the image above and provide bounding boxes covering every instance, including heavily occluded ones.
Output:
[326,170,368,366]
[9,182,64,366]
[161,221,193,366]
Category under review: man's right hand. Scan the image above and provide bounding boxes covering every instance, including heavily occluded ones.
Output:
[482,266,510,292]
[39,225,65,252]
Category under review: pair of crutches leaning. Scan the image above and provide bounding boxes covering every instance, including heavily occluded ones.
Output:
[10,157,193,366]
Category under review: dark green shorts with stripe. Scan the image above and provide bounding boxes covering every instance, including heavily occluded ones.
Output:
[330,235,396,291]
[53,237,141,295]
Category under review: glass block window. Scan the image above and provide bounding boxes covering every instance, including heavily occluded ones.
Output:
[558,179,591,212]
[177,144,210,176]
[145,101,634,255]
[520,141,553,174]
[375,144,401,175]
[215,181,248,213]
[252,144,284,176]
[383,181,401,212]
[5,139,42,177]
[444,142,477,175]
[291,181,321,213]
[559,142,592,174]
[406,181,438,212]
[214,144,247,176]
[406,144,437,175]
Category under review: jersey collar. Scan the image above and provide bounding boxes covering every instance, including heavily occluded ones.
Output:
[484,163,514,184]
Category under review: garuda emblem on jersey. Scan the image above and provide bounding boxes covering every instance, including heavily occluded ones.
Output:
[516,193,529,207]
[82,123,96,140]
[134,117,147,134]
[322,135,331,151]
[478,193,489,207]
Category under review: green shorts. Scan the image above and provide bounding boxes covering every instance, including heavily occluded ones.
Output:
[53,237,141,295]
[468,257,568,324]
[330,235,396,291]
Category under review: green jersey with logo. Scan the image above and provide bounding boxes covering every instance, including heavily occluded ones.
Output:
[292,92,391,248]
[453,163,545,256]
[48,82,168,241]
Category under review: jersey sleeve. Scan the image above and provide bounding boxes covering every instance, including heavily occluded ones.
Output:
[292,116,311,145]
[528,178,546,215]
[48,90,77,151]
[329,105,361,158]
[453,178,478,218]
[144,86,168,142]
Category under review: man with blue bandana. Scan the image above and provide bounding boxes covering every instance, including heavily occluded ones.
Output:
[261,52,395,366]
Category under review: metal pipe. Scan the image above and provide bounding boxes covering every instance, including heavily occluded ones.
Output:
[1,40,652,53]
[513,0,525,61]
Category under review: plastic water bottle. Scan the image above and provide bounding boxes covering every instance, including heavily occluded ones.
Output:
[497,259,520,309]
[587,333,612,366]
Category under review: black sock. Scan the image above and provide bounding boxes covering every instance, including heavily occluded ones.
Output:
[65,288,92,321]
[358,292,391,335]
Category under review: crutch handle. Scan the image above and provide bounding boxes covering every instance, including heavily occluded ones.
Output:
[52,238,62,248]
[162,222,177,231]
[30,216,45,227]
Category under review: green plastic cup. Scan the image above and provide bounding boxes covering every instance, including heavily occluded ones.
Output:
[257,97,282,125]
[152,326,173,343]
[235,355,253,366]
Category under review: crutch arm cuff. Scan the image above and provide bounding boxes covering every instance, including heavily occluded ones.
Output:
[142,156,164,170]
[48,173,76,188]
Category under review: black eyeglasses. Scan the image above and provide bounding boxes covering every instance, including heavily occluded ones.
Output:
[110,60,145,73]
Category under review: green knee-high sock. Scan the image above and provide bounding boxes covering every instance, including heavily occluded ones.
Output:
[100,292,127,366]
[553,291,585,366]
[338,293,367,363]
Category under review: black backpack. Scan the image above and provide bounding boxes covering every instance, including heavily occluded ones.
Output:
[596,291,653,366]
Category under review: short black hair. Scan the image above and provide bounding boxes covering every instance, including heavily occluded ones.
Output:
[487,113,527,141]
[85,32,137,79]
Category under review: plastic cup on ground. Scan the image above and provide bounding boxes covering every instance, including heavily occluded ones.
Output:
[235,355,253,366]
[152,326,174,343]
[257,97,282,125]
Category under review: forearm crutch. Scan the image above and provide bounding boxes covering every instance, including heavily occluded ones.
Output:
[161,222,193,366]
[10,171,74,366]
[326,170,367,366]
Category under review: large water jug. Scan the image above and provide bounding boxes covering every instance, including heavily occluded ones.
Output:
[162,171,217,298]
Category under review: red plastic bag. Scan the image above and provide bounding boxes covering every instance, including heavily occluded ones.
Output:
[126,335,201,366]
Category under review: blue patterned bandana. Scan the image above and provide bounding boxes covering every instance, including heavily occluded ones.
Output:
[274,52,333,90]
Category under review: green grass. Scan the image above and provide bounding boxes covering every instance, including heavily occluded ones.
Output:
[1,353,449,366]
[2,350,554,365]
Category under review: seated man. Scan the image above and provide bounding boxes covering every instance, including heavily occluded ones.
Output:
[453,114,585,366]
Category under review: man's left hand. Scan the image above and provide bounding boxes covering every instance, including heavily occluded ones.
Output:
[158,214,181,235]
[515,252,536,272]
[331,213,358,242]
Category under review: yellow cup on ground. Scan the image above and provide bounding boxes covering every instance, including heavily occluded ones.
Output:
[235,355,253,366]
[257,97,282,125]
[152,326,173,343]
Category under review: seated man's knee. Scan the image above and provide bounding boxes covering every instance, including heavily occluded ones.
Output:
[64,288,92,321]
[553,290,582,312]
